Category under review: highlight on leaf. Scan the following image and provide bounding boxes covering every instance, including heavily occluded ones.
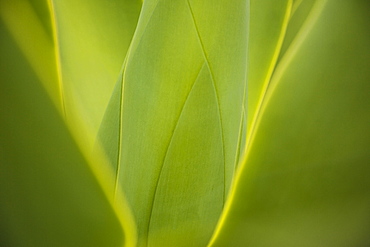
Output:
[1,0,369,246]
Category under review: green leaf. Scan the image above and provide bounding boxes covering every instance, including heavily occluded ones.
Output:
[241,0,292,170]
[0,19,136,247]
[49,0,141,150]
[97,0,249,245]
[277,0,315,61]
[0,0,61,111]
[209,0,370,246]
[96,71,124,174]
[246,0,292,136]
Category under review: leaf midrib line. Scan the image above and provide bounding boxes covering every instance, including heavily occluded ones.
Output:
[113,0,161,199]
[124,0,161,64]
[186,0,227,204]
[234,105,247,172]
[244,0,293,158]
[244,0,327,163]
[113,68,125,200]
[208,2,329,245]
[145,63,205,246]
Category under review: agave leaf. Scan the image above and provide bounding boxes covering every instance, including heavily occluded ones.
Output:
[49,0,141,150]
[97,0,249,245]
[277,0,315,61]
[209,0,370,246]
[0,0,61,111]
[246,0,292,138]
[242,0,292,171]
[96,71,124,173]
[0,20,137,247]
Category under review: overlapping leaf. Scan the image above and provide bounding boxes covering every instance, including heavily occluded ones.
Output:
[2,0,370,246]
[246,0,291,136]
[0,20,136,247]
[98,0,249,246]
[209,0,370,245]
[49,0,141,150]
[239,0,292,171]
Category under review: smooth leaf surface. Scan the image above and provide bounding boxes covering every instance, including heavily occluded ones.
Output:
[246,0,291,138]
[0,21,136,247]
[209,0,370,246]
[98,0,249,246]
[0,0,61,111]
[96,71,124,174]
[241,0,292,171]
[277,0,315,61]
[50,0,141,150]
